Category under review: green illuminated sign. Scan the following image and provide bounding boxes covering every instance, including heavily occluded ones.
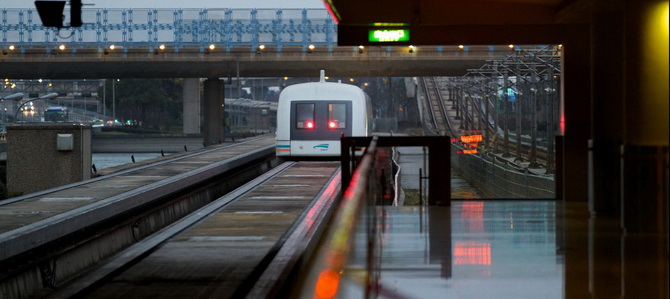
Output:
[368,29,410,42]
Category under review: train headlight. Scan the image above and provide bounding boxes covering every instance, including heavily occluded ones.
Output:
[328,120,338,129]
[305,121,315,129]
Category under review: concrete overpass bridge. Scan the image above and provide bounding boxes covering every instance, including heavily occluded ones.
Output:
[1,45,510,79]
[1,7,522,78]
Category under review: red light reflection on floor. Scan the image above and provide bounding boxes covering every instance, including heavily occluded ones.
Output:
[454,242,491,265]
[315,269,340,299]
[461,201,484,233]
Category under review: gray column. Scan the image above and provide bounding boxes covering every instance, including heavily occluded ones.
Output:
[182,78,200,135]
[203,78,225,146]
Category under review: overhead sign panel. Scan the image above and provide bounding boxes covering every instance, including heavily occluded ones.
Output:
[368,29,410,43]
[339,26,413,46]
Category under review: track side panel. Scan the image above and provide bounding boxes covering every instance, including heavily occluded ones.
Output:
[84,162,341,298]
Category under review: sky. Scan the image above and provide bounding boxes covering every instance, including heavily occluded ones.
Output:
[2,0,326,9]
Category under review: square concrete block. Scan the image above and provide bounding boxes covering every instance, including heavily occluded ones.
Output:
[7,124,91,195]
[57,134,74,151]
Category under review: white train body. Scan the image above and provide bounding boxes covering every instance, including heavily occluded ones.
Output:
[276,73,372,157]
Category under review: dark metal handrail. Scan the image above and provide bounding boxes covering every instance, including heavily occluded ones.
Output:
[299,135,452,298]
[300,136,378,298]
[341,136,451,206]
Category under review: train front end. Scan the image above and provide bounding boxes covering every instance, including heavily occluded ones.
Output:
[276,76,369,158]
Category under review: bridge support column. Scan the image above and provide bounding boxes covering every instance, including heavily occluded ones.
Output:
[183,78,200,135]
[203,78,225,145]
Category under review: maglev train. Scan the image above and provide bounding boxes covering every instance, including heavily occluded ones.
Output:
[275,70,372,157]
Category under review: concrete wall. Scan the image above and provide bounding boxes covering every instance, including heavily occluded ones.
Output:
[451,145,555,199]
[7,124,91,195]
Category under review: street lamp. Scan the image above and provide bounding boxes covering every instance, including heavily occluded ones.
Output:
[0,92,24,102]
[0,92,24,123]
[14,92,59,122]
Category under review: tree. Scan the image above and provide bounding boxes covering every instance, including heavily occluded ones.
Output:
[102,79,183,131]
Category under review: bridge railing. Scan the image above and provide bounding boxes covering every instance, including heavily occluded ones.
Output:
[1,8,336,53]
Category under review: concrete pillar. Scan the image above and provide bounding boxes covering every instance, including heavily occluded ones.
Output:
[588,10,627,293]
[620,0,668,235]
[7,124,91,195]
[203,78,225,146]
[590,5,625,217]
[586,2,668,298]
[561,25,592,299]
[182,78,200,135]
[562,26,591,203]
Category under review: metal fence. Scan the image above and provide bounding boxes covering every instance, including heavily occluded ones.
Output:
[1,8,336,52]
[372,118,398,132]
[452,145,555,198]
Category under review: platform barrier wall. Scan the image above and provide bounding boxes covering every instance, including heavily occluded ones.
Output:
[452,145,555,199]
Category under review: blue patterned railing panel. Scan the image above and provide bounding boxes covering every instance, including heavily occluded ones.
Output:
[0,8,337,53]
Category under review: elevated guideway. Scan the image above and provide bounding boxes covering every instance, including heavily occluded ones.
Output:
[54,161,342,298]
[0,135,276,298]
[420,76,555,198]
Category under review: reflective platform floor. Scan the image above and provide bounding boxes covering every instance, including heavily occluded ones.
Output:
[339,201,669,298]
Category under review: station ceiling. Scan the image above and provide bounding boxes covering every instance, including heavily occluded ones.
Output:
[327,0,597,45]
[326,0,589,25]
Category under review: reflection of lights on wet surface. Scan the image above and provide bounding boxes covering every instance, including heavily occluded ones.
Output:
[315,269,340,298]
[454,242,491,265]
[340,202,561,299]
[452,191,480,199]
[462,201,484,233]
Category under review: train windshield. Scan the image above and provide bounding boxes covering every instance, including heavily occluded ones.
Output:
[295,103,315,129]
[328,103,347,129]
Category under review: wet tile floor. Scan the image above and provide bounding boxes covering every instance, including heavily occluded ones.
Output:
[340,201,562,298]
[337,200,668,299]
